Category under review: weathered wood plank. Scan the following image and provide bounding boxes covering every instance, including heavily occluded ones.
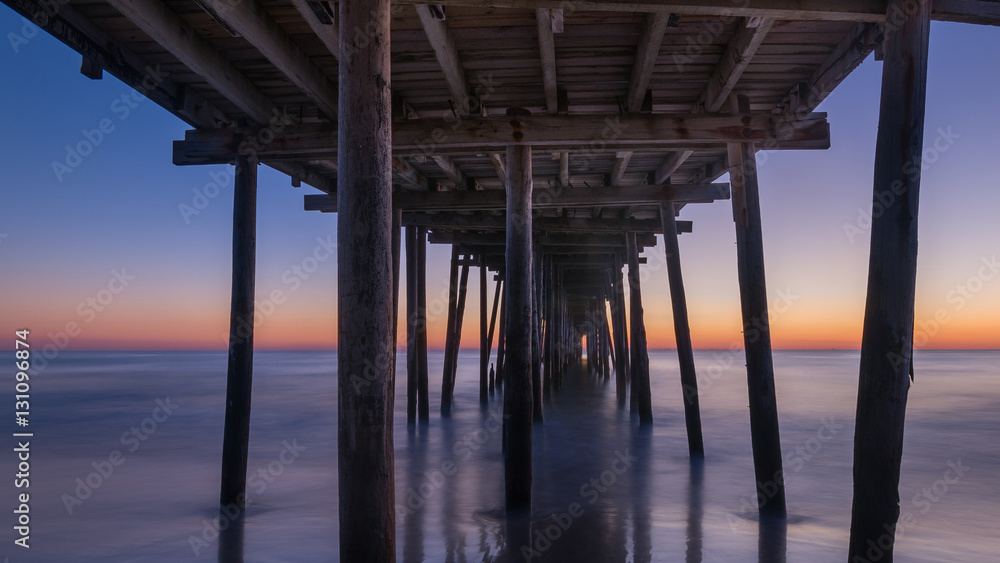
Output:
[536,8,558,114]
[291,0,340,61]
[416,4,472,114]
[627,13,669,113]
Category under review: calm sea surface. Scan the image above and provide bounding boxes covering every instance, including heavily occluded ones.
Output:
[3,350,998,562]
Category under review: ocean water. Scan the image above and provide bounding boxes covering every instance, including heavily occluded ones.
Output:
[2,350,998,562]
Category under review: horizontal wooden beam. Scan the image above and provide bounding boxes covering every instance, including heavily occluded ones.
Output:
[392,0,1000,26]
[174,112,829,164]
[400,213,692,234]
[305,183,727,212]
[429,231,658,247]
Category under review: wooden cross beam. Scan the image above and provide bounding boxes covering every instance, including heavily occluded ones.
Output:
[428,231,658,247]
[392,0,1000,26]
[399,213,692,234]
[199,0,339,118]
[172,112,829,165]
[304,182,728,212]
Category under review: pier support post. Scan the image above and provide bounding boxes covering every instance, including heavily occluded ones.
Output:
[660,202,705,457]
[416,227,429,422]
[480,255,490,405]
[337,0,395,558]
[532,245,543,423]
[220,153,257,510]
[503,135,533,512]
[496,280,507,389]
[728,93,786,519]
[406,225,418,425]
[626,233,653,425]
[441,247,460,416]
[487,278,502,392]
[610,262,629,405]
[849,0,930,558]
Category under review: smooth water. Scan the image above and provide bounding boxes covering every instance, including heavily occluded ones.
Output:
[3,350,998,562]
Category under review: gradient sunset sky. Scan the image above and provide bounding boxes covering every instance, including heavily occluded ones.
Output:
[1,11,998,351]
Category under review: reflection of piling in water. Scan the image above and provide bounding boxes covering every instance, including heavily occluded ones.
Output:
[686,459,704,563]
[402,428,427,563]
[758,517,787,563]
[630,427,653,563]
[217,511,244,563]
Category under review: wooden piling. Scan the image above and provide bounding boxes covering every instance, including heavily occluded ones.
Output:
[532,246,543,423]
[450,262,471,396]
[849,0,930,558]
[503,139,533,512]
[416,227,429,423]
[441,247,460,416]
[626,233,653,425]
[392,206,401,358]
[220,153,257,510]
[660,202,705,457]
[609,266,629,405]
[480,255,489,405]
[543,258,553,393]
[727,93,786,519]
[337,0,395,557]
[406,225,418,425]
[487,278,502,392]
[496,284,507,389]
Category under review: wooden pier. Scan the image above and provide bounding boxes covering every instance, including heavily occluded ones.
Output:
[11,0,999,559]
